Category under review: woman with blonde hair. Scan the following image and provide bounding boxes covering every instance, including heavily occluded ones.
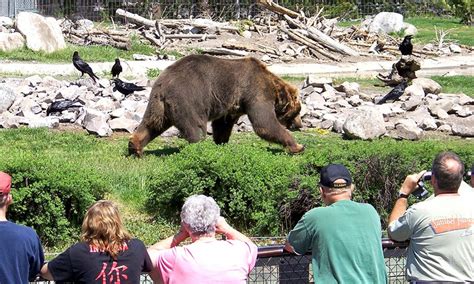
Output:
[41,200,152,283]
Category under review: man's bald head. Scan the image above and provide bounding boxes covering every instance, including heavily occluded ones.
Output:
[432,151,464,192]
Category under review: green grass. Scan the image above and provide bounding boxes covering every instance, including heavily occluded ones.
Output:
[405,17,474,46]
[431,75,474,96]
[339,16,474,46]
[0,35,156,63]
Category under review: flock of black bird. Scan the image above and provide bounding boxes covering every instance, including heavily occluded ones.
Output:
[47,51,147,115]
[71,51,145,95]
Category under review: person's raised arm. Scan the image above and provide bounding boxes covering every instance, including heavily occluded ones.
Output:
[388,171,424,225]
[148,223,189,254]
[216,217,254,244]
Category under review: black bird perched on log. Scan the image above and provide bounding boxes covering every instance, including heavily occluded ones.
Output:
[46,99,82,116]
[399,35,413,55]
[72,51,100,82]
[112,78,146,96]
[111,58,123,78]
[376,80,408,105]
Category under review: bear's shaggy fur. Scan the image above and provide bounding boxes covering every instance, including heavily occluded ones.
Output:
[129,54,304,156]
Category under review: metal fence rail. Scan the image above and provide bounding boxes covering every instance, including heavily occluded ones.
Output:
[32,238,409,283]
[1,0,448,20]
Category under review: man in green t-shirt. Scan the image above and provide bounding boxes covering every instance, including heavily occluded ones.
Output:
[285,164,387,284]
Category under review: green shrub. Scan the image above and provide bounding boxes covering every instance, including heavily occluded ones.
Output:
[146,135,473,236]
[0,129,109,247]
[146,141,302,235]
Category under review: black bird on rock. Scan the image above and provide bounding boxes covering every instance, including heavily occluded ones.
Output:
[46,99,82,116]
[112,78,146,96]
[399,35,413,55]
[72,51,100,82]
[111,58,123,78]
[376,80,408,105]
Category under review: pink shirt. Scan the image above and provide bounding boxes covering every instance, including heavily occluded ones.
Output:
[150,239,258,284]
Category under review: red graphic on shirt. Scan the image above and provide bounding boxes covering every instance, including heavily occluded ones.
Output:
[95,261,129,284]
[90,243,129,253]
[430,217,474,234]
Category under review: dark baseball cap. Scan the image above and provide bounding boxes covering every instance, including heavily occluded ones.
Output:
[0,172,12,195]
[319,164,352,188]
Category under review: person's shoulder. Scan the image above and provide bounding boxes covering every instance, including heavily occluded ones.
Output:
[128,238,146,248]
[7,222,40,237]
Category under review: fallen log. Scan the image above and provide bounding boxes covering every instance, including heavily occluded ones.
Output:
[142,31,163,47]
[164,34,217,40]
[67,30,131,50]
[279,25,340,61]
[284,15,359,56]
[201,48,249,56]
[116,8,155,28]
[256,0,300,18]
[349,41,439,56]
[222,42,261,52]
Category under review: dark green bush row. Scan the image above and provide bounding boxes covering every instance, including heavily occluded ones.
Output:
[0,128,472,246]
[146,134,473,235]
[0,129,109,247]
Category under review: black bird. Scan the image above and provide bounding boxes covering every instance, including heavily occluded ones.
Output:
[111,58,123,78]
[112,78,146,96]
[376,80,408,105]
[46,99,82,116]
[72,51,100,82]
[399,35,413,55]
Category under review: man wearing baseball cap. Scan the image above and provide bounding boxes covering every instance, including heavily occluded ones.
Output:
[285,164,387,283]
[0,171,44,284]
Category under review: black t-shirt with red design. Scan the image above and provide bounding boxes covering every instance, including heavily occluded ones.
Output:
[48,238,152,284]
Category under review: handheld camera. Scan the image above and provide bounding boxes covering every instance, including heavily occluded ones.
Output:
[413,171,431,199]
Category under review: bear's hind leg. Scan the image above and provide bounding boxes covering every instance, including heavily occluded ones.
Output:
[212,115,239,144]
[129,122,171,156]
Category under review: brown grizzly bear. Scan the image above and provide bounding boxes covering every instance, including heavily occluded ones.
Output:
[129,54,304,157]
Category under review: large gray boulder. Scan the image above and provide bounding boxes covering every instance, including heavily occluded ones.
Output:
[0,32,25,52]
[369,12,404,34]
[0,85,16,113]
[343,106,386,139]
[15,12,66,53]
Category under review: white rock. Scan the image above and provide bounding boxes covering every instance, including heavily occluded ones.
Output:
[449,44,462,53]
[83,108,112,137]
[0,85,16,112]
[369,12,404,34]
[412,78,442,95]
[343,106,386,140]
[109,117,139,133]
[0,32,25,52]
[15,12,66,53]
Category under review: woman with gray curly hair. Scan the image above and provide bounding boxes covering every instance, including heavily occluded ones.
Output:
[148,194,257,284]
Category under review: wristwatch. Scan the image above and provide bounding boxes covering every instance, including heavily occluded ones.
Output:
[398,192,410,199]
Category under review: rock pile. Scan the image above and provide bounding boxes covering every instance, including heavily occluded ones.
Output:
[0,75,473,139]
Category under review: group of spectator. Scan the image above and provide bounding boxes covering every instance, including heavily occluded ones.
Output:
[0,151,473,283]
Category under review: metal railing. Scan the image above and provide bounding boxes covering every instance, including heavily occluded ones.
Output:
[33,238,409,283]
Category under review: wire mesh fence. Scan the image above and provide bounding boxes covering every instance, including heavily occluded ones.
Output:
[32,238,409,283]
[1,0,447,21]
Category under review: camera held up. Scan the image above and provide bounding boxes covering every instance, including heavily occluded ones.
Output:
[413,171,431,199]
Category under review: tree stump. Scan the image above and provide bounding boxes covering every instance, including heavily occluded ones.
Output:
[377,55,421,87]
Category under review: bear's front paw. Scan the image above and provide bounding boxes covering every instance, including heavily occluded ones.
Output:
[288,143,305,154]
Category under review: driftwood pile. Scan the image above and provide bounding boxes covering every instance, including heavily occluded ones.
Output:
[59,0,447,60]
[61,19,132,50]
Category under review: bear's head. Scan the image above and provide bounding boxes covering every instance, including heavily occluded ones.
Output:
[128,134,143,157]
[274,82,303,130]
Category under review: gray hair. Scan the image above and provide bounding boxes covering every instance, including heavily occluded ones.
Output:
[181,194,220,236]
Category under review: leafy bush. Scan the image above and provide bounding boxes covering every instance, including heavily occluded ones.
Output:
[146,141,302,235]
[146,135,473,236]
